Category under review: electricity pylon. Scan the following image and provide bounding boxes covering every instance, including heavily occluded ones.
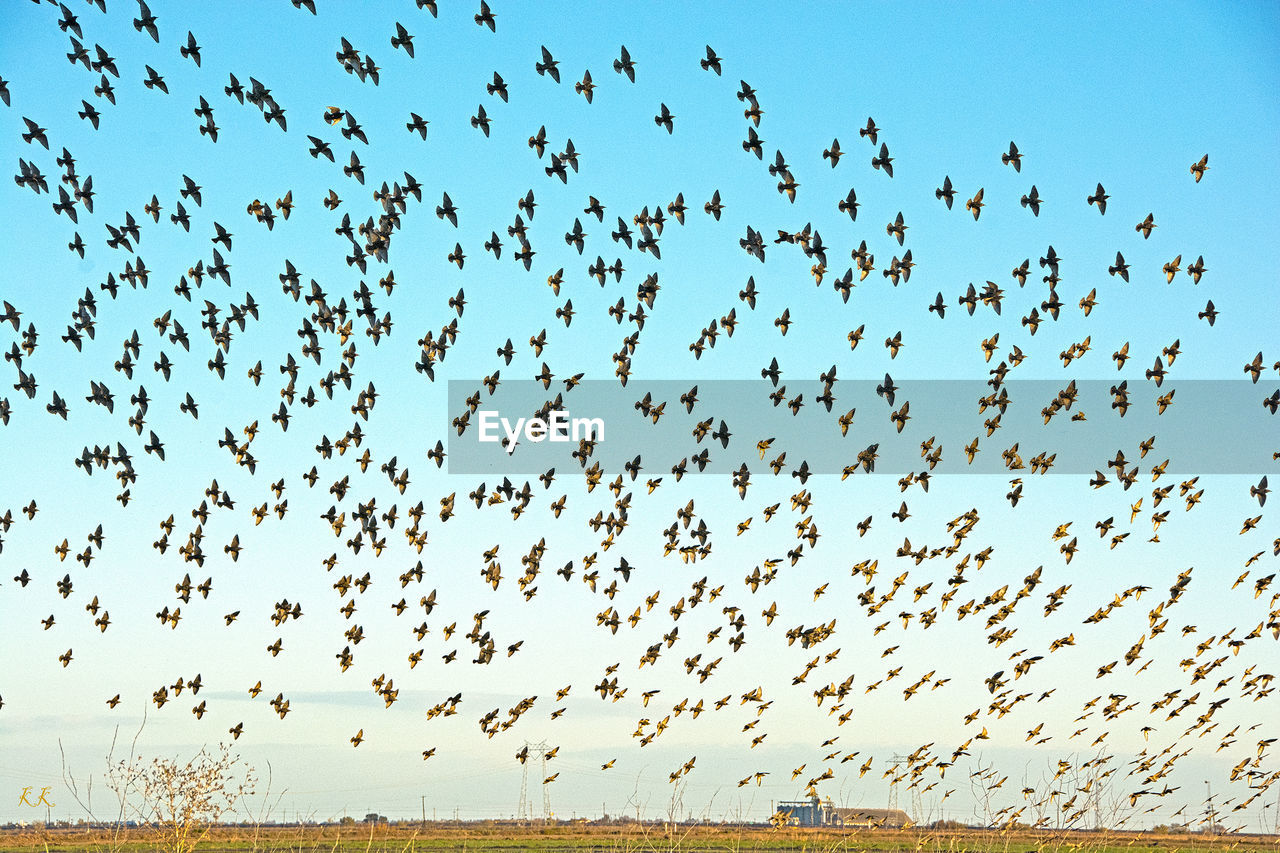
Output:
[516,741,552,822]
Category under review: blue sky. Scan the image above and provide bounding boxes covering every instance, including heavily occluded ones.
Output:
[1,0,1279,832]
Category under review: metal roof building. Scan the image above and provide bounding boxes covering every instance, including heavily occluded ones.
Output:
[776,798,913,829]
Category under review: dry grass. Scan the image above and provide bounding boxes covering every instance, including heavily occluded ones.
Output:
[2,823,1278,853]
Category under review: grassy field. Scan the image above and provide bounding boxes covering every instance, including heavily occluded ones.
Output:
[2,823,1277,853]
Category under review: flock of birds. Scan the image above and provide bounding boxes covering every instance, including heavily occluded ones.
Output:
[2,0,1279,833]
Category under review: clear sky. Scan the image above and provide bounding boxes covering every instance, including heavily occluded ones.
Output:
[1,0,1279,832]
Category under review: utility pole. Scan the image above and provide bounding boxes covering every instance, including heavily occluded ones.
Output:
[422,796,426,824]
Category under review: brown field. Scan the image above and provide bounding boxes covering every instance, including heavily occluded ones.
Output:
[1,822,1277,853]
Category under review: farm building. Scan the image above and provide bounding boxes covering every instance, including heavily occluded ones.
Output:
[775,798,912,829]
[826,807,913,828]
[776,798,824,826]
